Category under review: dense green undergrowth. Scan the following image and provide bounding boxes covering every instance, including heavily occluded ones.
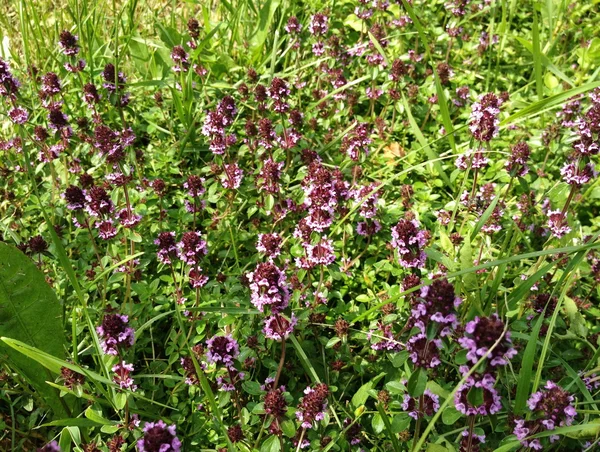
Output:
[1,0,600,451]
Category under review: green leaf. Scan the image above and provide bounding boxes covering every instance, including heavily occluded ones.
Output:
[352,381,374,407]
[371,413,384,434]
[280,419,296,438]
[249,0,281,64]
[376,403,402,452]
[84,407,115,425]
[0,242,68,417]
[441,407,462,425]
[501,81,600,126]
[260,434,281,452]
[400,92,450,185]
[514,313,544,414]
[407,367,427,397]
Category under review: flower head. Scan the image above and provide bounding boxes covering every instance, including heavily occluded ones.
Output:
[256,233,283,258]
[137,420,181,452]
[58,30,79,56]
[38,442,61,452]
[390,218,429,268]
[458,314,517,366]
[177,231,207,266]
[402,388,440,419]
[263,314,297,341]
[247,262,290,313]
[296,383,329,429]
[469,92,503,142]
[455,373,502,416]
[112,361,137,391]
[96,313,135,355]
[206,335,239,369]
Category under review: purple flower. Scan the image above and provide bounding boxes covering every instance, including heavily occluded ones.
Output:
[458,314,517,366]
[402,388,440,419]
[118,209,142,228]
[370,322,402,352]
[137,420,182,452]
[308,14,329,36]
[301,236,335,268]
[83,83,101,105]
[263,314,297,341]
[505,142,530,177]
[258,159,284,194]
[357,219,382,236]
[96,313,135,355]
[460,430,486,450]
[188,268,209,288]
[9,106,28,124]
[455,373,502,415]
[206,335,239,369]
[296,383,329,429]
[285,16,302,34]
[37,441,61,452]
[406,333,441,368]
[96,219,118,240]
[340,122,371,160]
[41,72,61,96]
[184,175,205,197]
[177,231,207,266]
[112,361,137,391]
[84,187,114,217]
[247,262,290,313]
[390,218,429,268]
[527,381,577,426]
[256,233,283,258]
[469,92,503,142]
[560,160,595,186]
[455,148,489,170]
[547,210,571,238]
[0,57,21,98]
[155,232,177,264]
[58,30,79,56]
[171,45,190,72]
[352,183,380,219]
[220,163,243,189]
[513,381,576,449]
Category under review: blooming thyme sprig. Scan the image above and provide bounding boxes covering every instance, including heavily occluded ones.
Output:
[390,218,429,268]
[137,420,182,452]
[454,372,502,416]
[96,312,135,355]
[458,314,517,367]
[412,278,462,335]
[247,261,290,313]
[296,383,329,429]
[513,381,577,450]
[402,388,440,419]
[263,313,297,342]
[205,335,239,370]
[112,361,137,391]
[469,92,503,142]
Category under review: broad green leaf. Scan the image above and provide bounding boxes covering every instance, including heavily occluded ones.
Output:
[0,242,68,417]
[260,434,281,452]
[407,367,428,397]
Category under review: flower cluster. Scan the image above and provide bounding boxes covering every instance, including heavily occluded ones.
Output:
[137,420,181,452]
[96,313,135,355]
[296,384,329,429]
[247,262,290,313]
[205,335,239,370]
[469,92,503,142]
[390,218,429,268]
[458,314,517,366]
[513,381,576,450]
